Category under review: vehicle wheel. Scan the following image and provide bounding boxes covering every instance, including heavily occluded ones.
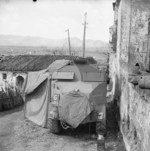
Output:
[48,118,61,134]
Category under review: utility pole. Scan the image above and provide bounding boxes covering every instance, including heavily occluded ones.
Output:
[82,12,88,58]
[65,29,71,56]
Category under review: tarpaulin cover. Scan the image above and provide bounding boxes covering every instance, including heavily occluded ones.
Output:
[24,59,106,128]
[58,91,93,128]
[52,80,105,127]
[24,70,49,127]
[24,60,70,127]
[25,70,48,95]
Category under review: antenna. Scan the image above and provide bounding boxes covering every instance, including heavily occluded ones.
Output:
[82,12,88,58]
[65,29,71,56]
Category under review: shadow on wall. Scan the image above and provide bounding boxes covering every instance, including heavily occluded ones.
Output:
[107,73,121,132]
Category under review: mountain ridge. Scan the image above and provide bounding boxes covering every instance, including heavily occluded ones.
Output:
[0,35,109,48]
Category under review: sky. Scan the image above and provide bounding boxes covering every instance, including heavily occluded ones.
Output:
[0,0,114,42]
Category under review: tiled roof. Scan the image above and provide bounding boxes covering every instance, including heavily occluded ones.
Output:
[0,55,80,71]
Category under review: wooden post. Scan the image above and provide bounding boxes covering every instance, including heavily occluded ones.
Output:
[82,12,88,58]
[65,29,71,56]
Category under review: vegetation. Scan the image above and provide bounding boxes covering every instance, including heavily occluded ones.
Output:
[0,87,23,111]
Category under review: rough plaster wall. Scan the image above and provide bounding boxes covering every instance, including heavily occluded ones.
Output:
[114,4,118,24]
[120,0,130,64]
[0,71,27,92]
[122,0,150,151]
[119,0,130,122]
[116,0,130,125]
[116,0,122,76]
[109,3,118,52]
[108,53,118,102]
[131,9,147,44]
[110,0,150,151]
[129,0,149,67]
[122,84,150,151]
[0,72,15,91]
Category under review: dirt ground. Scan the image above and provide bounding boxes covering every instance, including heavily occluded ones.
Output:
[0,106,126,151]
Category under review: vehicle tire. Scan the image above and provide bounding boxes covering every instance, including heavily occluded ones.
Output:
[48,118,61,134]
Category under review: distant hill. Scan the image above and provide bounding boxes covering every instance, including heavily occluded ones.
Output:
[0,35,109,49]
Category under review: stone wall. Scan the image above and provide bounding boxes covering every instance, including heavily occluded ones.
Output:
[110,0,150,151]
[0,71,26,92]
[0,71,26,111]
[121,84,150,151]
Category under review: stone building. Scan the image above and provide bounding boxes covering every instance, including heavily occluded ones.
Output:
[0,55,84,111]
[0,55,82,93]
[110,0,150,151]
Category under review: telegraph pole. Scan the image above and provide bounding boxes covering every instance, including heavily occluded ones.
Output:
[82,12,88,58]
[65,29,71,56]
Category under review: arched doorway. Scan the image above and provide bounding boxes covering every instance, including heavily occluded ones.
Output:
[16,75,25,92]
